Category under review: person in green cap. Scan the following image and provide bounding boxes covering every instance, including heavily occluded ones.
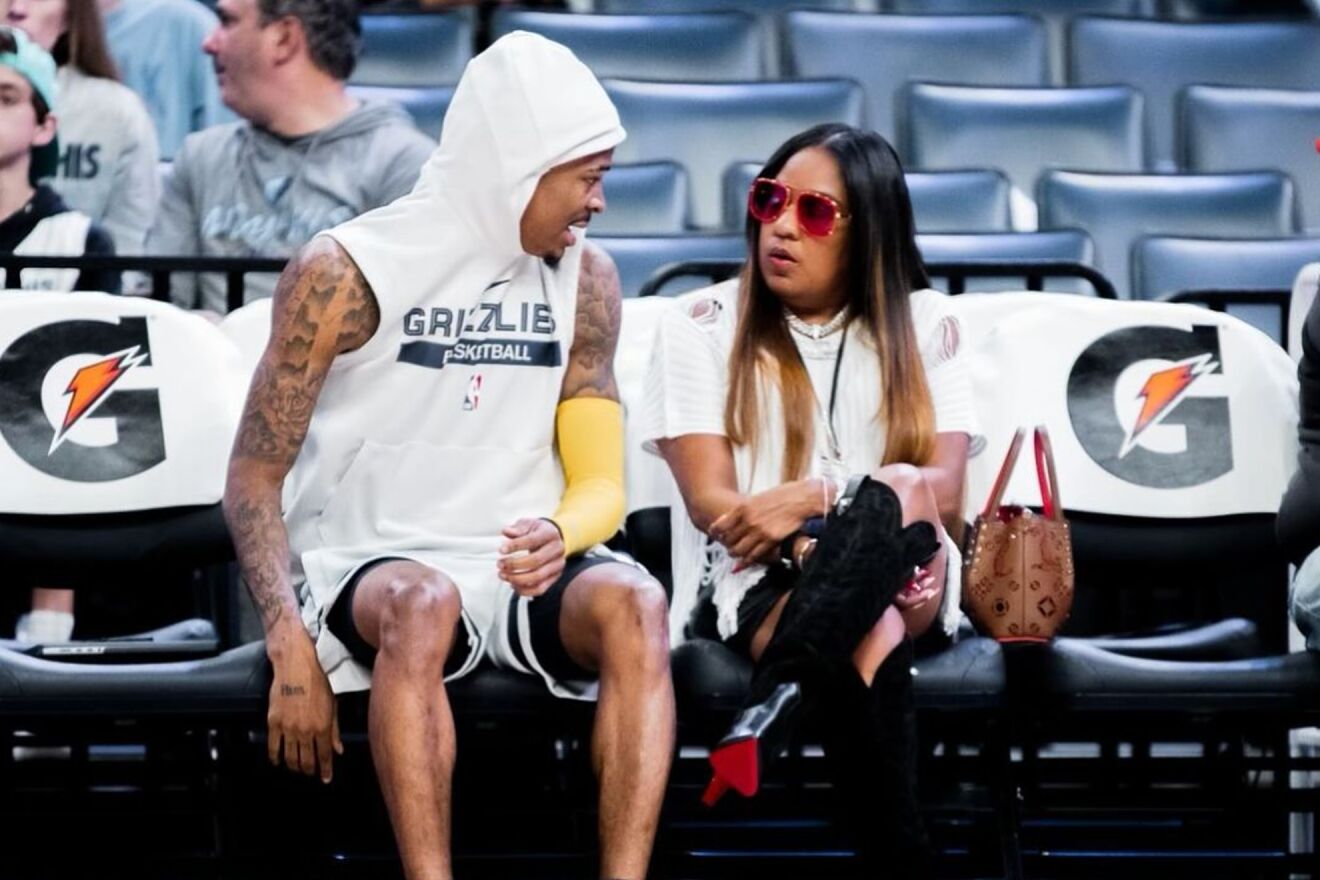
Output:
[0,23,117,298]
[1,24,120,647]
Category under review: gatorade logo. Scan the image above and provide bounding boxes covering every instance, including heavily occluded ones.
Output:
[0,318,166,481]
[1066,324,1232,489]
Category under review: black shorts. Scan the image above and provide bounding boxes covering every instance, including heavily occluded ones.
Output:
[324,553,617,682]
[687,563,953,660]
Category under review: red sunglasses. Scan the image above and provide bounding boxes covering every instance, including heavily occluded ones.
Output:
[747,177,851,237]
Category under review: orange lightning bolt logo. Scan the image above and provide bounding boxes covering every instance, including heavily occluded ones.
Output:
[50,347,148,453]
[1119,353,1217,459]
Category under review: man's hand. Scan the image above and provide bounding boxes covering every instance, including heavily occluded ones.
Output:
[498,517,567,597]
[710,479,824,570]
[266,622,342,784]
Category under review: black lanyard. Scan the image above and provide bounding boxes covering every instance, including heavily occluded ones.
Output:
[828,328,847,431]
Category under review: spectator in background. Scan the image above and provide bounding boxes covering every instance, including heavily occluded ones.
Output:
[99,0,231,160]
[3,0,159,257]
[149,0,433,313]
[0,25,117,293]
[0,26,117,646]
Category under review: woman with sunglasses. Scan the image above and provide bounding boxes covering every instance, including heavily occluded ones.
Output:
[644,123,979,877]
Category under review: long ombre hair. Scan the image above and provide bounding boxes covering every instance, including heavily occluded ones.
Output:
[51,0,119,81]
[724,124,936,482]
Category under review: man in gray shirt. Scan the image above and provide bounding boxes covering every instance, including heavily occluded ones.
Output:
[149,0,433,313]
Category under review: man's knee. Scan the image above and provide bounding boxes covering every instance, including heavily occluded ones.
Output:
[377,571,461,665]
[591,572,671,666]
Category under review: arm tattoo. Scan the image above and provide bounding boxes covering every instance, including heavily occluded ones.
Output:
[561,242,621,401]
[224,242,379,634]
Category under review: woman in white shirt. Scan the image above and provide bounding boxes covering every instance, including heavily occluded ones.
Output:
[645,124,978,877]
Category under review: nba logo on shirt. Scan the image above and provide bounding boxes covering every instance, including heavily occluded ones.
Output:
[462,373,482,411]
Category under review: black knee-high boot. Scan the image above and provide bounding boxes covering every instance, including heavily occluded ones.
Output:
[703,478,939,805]
[819,637,933,880]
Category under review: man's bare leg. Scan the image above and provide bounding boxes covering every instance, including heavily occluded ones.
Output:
[350,560,464,880]
[558,564,675,879]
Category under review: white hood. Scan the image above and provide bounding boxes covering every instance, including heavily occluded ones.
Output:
[323,31,626,313]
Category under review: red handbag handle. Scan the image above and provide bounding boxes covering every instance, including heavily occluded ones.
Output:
[982,426,1063,521]
[1033,426,1062,521]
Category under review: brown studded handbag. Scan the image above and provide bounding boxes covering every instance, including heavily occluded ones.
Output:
[962,426,1074,643]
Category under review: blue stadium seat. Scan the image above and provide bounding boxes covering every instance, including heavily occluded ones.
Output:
[595,0,853,74]
[594,162,689,235]
[1038,170,1297,299]
[346,85,454,140]
[605,78,864,229]
[1132,235,1320,332]
[354,12,473,87]
[1069,18,1320,170]
[724,163,1012,233]
[1181,86,1320,234]
[917,229,1098,293]
[593,234,745,298]
[721,162,761,231]
[907,170,1014,233]
[1136,236,1320,341]
[596,0,851,12]
[781,12,1047,145]
[906,84,1146,230]
[888,0,1155,84]
[489,10,762,81]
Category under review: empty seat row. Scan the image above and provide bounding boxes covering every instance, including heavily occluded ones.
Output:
[352,70,1319,242]
[354,10,1319,169]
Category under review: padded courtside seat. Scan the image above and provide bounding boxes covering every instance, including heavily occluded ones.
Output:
[1023,639,1320,714]
[1069,17,1320,169]
[489,10,762,81]
[0,641,268,720]
[906,83,1146,230]
[782,12,1047,147]
[889,0,1155,84]
[1038,170,1297,299]
[1181,86,1320,234]
[605,78,864,229]
[353,11,473,87]
[670,635,1007,738]
[594,162,689,235]
[722,162,1013,234]
[594,234,745,298]
[1086,618,1261,662]
[346,85,454,139]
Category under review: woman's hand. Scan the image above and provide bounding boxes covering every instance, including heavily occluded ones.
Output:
[710,479,823,569]
[893,566,938,612]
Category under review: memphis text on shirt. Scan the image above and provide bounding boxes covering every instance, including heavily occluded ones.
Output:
[396,303,561,371]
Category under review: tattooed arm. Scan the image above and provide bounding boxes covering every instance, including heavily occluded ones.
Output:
[222,235,378,782]
[559,240,622,402]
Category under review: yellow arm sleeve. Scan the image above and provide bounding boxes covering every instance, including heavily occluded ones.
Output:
[550,397,626,557]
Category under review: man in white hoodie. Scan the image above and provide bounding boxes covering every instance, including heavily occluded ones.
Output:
[223,32,674,880]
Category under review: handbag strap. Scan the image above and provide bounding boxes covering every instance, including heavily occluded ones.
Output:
[1034,425,1063,521]
[981,428,1026,517]
[982,427,1064,520]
